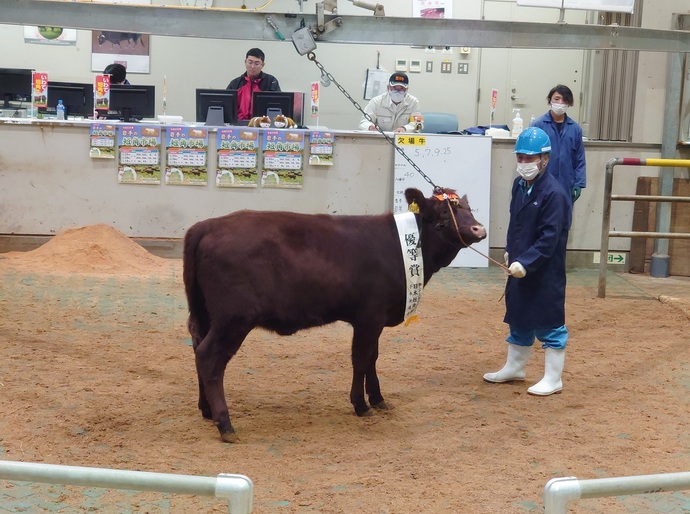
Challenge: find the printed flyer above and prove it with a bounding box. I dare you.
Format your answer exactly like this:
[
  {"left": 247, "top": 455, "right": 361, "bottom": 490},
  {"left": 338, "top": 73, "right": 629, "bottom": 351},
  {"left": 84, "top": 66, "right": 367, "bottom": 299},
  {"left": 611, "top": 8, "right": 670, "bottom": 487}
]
[
  {"left": 308, "top": 131, "right": 334, "bottom": 166},
  {"left": 94, "top": 74, "right": 111, "bottom": 116},
  {"left": 165, "top": 126, "right": 209, "bottom": 186},
  {"left": 261, "top": 129, "right": 305, "bottom": 189},
  {"left": 32, "top": 72, "right": 48, "bottom": 115},
  {"left": 216, "top": 127, "right": 260, "bottom": 188},
  {"left": 89, "top": 123, "right": 116, "bottom": 159},
  {"left": 117, "top": 124, "right": 161, "bottom": 184}
]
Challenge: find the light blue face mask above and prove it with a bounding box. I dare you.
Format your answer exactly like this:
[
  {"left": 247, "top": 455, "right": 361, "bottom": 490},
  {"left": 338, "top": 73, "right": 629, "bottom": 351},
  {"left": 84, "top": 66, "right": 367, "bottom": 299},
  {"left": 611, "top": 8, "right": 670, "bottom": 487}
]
[{"left": 389, "top": 90, "right": 406, "bottom": 103}]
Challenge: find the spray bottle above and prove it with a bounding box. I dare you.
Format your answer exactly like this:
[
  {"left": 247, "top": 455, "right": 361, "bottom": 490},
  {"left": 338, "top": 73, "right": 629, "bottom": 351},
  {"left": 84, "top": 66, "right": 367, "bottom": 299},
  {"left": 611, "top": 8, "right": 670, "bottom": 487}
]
[{"left": 511, "top": 109, "right": 523, "bottom": 138}]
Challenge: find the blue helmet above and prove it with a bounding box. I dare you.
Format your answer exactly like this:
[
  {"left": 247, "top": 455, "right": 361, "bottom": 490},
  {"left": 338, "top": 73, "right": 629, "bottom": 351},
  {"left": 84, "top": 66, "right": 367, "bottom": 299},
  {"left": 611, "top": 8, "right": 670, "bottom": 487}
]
[{"left": 514, "top": 127, "right": 551, "bottom": 155}]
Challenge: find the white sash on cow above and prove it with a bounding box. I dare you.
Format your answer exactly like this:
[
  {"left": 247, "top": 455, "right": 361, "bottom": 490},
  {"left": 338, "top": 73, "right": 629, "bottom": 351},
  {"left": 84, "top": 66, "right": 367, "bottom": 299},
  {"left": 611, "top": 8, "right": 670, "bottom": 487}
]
[{"left": 394, "top": 212, "right": 424, "bottom": 321}]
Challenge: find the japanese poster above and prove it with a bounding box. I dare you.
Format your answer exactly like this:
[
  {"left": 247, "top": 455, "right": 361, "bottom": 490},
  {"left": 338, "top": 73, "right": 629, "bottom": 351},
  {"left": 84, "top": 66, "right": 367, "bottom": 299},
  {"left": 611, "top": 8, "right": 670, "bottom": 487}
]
[
  {"left": 24, "top": 26, "right": 77, "bottom": 46},
  {"left": 31, "top": 72, "right": 48, "bottom": 114},
  {"left": 165, "top": 126, "right": 209, "bottom": 186},
  {"left": 117, "top": 124, "right": 161, "bottom": 184},
  {"left": 89, "top": 123, "right": 116, "bottom": 159},
  {"left": 216, "top": 127, "right": 260, "bottom": 188},
  {"left": 308, "top": 131, "right": 335, "bottom": 166},
  {"left": 412, "top": 0, "right": 452, "bottom": 18},
  {"left": 91, "top": 0, "right": 152, "bottom": 74},
  {"left": 94, "top": 74, "right": 111, "bottom": 115},
  {"left": 261, "top": 130, "right": 305, "bottom": 189},
  {"left": 310, "top": 81, "right": 319, "bottom": 118}
]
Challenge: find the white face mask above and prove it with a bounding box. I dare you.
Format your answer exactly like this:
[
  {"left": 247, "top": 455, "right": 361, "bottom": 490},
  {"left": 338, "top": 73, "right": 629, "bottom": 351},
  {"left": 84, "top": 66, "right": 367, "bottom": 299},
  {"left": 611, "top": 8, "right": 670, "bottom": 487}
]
[
  {"left": 551, "top": 102, "right": 568, "bottom": 115},
  {"left": 389, "top": 90, "right": 406, "bottom": 103},
  {"left": 516, "top": 161, "right": 540, "bottom": 181}
]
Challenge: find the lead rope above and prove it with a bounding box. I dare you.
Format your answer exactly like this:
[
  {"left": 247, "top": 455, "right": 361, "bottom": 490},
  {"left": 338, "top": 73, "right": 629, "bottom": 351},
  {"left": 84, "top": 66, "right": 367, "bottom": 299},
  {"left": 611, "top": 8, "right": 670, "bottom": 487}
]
[{"left": 306, "top": 52, "right": 508, "bottom": 274}]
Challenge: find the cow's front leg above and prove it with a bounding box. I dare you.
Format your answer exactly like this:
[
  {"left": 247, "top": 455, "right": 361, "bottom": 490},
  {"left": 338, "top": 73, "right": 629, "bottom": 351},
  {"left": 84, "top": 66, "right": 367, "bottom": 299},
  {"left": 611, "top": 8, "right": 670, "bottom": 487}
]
[{"left": 350, "top": 323, "right": 385, "bottom": 416}]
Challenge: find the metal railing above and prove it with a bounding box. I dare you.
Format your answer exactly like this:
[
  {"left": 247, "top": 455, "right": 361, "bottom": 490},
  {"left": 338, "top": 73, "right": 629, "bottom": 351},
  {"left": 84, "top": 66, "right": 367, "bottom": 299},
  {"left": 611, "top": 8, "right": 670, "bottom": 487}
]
[
  {"left": 597, "top": 157, "right": 690, "bottom": 298},
  {"left": 0, "top": 460, "right": 253, "bottom": 514},
  {"left": 544, "top": 472, "right": 690, "bottom": 513}
]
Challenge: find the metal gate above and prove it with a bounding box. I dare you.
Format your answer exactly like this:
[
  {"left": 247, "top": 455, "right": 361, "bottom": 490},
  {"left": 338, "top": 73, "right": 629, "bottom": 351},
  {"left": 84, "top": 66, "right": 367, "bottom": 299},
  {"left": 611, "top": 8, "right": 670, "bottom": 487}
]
[{"left": 597, "top": 157, "right": 690, "bottom": 298}]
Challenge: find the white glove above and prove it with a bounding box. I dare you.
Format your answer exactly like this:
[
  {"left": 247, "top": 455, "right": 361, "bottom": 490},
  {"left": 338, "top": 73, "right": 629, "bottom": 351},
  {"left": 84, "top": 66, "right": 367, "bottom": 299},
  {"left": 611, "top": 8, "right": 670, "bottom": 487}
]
[
  {"left": 503, "top": 252, "right": 509, "bottom": 267},
  {"left": 508, "top": 262, "right": 526, "bottom": 278}
]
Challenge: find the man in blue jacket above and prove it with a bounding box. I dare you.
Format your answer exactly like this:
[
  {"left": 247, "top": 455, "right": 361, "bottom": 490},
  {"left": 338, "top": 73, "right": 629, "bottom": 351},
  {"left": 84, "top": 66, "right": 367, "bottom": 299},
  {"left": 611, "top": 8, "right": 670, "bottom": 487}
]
[
  {"left": 483, "top": 127, "right": 572, "bottom": 396},
  {"left": 531, "top": 84, "right": 586, "bottom": 204}
]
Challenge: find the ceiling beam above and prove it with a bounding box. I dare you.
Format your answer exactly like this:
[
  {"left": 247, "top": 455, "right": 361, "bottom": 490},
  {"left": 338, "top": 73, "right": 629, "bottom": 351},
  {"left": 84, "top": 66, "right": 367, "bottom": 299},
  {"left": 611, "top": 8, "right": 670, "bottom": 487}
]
[{"left": 3, "top": 0, "right": 690, "bottom": 52}]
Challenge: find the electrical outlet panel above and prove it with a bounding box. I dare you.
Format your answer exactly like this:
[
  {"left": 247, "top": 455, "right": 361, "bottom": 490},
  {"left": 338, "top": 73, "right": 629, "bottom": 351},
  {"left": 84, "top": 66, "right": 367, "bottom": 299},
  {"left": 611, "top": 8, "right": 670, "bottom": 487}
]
[
  {"left": 426, "top": 61, "right": 433, "bottom": 73},
  {"left": 440, "top": 61, "right": 452, "bottom": 74},
  {"left": 458, "top": 62, "right": 469, "bottom": 74}
]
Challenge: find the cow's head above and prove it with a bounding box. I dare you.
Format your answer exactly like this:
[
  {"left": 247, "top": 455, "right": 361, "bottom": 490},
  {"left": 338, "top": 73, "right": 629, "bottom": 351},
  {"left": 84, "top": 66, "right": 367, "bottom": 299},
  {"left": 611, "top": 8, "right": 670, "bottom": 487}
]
[{"left": 405, "top": 187, "right": 486, "bottom": 249}]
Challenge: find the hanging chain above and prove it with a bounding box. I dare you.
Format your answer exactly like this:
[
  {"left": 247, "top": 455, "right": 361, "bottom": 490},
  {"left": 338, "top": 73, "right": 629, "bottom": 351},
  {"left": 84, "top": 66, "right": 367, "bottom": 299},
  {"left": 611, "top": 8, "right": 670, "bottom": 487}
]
[
  {"left": 306, "top": 52, "right": 506, "bottom": 271},
  {"left": 306, "top": 52, "right": 440, "bottom": 193}
]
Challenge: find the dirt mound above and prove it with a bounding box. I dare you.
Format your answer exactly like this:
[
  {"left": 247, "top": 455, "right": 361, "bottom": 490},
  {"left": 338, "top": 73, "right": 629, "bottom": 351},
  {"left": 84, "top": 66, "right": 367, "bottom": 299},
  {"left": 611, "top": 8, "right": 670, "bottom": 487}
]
[{"left": 0, "top": 224, "right": 173, "bottom": 275}]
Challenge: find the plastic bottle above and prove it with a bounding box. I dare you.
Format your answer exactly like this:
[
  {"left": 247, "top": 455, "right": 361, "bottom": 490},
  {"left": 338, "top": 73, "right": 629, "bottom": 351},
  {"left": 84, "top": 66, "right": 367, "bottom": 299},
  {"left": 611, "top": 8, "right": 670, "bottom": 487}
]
[
  {"left": 511, "top": 109, "right": 523, "bottom": 138},
  {"left": 56, "top": 99, "right": 65, "bottom": 120}
]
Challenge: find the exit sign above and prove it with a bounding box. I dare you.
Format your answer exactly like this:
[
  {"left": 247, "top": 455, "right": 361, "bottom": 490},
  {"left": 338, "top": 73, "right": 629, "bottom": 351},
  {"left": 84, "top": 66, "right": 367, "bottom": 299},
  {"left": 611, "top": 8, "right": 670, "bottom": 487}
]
[{"left": 593, "top": 252, "right": 626, "bottom": 264}]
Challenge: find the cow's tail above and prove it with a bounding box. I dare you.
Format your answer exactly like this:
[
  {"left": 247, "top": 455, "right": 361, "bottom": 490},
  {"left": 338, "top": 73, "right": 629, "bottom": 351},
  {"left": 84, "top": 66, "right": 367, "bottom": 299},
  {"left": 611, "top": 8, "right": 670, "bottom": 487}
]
[{"left": 183, "top": 224, "right": 209, "bottom": 350}]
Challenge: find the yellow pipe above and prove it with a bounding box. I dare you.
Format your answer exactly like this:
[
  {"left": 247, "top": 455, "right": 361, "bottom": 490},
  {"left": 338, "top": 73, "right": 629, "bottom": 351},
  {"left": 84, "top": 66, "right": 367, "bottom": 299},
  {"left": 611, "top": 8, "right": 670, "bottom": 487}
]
[{"left": 644, "top": 158, "right": 690, "bottom": 167}]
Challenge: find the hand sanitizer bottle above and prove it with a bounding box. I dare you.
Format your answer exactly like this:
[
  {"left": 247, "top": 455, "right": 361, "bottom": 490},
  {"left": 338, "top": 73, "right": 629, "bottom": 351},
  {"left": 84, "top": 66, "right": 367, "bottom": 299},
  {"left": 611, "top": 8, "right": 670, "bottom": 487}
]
[{"left": 511, "top": 109, "right": 523, "bottom": 138}]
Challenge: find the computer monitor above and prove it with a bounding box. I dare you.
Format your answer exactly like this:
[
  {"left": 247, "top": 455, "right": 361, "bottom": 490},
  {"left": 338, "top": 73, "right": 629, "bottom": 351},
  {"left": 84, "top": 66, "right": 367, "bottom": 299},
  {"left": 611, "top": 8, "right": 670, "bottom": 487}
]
[
  {"left": 251, "top": 91, "right": 305, "bottom": 127},
  {"left": 195, "top": 88, "right": 237, "bottom": 126},
  {"left": 0, "top": 68, "right": 33, "bottom": 108},
  {"left": 46, "top": 81, "right": 94, "bottom": 118},
  {"left": 108, "top": 84, "right": 155, "bottom": 122}
]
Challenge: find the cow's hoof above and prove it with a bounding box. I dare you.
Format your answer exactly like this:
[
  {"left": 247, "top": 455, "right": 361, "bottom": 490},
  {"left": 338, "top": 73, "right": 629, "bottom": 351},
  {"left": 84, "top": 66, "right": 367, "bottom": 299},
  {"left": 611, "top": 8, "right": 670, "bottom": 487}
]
[
  {"left": 355, "top": 408, "right": 373, "bottom": 417},
  {"left": 371, "top": 400, "right": 390, "bottom": 410},
  {"left": 221, "top": 431, "right": 239, "bottom": 443}
]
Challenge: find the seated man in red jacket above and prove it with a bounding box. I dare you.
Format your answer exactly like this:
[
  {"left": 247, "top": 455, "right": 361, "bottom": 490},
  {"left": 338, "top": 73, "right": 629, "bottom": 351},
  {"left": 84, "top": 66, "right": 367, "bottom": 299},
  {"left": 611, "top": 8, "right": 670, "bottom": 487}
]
[{"left": 226, "top": 48, "right": 281, "bottom": 121}]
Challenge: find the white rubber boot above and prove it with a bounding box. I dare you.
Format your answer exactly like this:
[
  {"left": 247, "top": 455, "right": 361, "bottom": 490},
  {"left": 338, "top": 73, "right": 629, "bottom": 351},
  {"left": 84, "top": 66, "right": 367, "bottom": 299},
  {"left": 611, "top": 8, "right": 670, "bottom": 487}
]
[
  {"left": 528, "top": 348, "right": 565, "bottom": 396},
  {"left": 483, "top": 344, "right": 531, "bottom": 383}
]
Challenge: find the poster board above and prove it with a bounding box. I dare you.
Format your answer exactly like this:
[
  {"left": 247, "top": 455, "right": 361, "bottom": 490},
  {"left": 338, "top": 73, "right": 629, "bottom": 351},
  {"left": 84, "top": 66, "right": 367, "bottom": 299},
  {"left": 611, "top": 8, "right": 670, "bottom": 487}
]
[
  {"left": 394, "top": 134, "right": 492, "bottom": 268},
  {"left": 364, "top": 69, "right": 390, "bottom": 100}
]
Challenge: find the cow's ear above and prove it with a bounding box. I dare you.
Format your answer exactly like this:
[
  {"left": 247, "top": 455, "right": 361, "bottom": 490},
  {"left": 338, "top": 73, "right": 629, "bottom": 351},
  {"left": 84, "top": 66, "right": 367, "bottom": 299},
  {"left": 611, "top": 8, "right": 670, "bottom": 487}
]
[{"left": 404, "top": 188, "right": 428, "bottom": 213}]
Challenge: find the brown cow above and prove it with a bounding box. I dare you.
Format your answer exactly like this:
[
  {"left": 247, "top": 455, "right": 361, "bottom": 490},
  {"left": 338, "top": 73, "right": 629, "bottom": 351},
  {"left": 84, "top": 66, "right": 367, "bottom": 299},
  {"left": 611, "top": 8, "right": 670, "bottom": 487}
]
[{"left": 183, "top": 187, "right": 486, "bottom": 442}]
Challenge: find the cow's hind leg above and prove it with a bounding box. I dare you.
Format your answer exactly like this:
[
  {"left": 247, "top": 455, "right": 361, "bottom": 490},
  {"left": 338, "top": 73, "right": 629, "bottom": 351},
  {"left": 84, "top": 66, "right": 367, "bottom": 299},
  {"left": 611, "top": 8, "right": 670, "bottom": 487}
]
[
  {"left": 350, "top": 322, "right": 385, "bottom": 416},
  {"left": 189, "top": 318, "right": 213, "bottom": 419},
  {"left": 195, "top": 324, "right": 249, "bottom": 443}
]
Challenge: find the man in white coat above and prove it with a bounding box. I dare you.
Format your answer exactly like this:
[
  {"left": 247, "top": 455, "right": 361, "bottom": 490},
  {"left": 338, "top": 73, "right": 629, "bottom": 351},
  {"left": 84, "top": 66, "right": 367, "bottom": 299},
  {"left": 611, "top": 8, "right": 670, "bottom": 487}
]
[{"left": 358, "top": 72, "right": 420, "bottom": 133}]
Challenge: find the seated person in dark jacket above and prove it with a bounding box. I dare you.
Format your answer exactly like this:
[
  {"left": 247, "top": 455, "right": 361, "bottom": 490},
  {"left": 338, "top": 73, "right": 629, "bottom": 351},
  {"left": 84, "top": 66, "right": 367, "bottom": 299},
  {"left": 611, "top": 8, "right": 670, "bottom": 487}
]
[
  {"left": 226, "top": 48, "right": 281, "bottom": 121},
  {"left": 103, "top": 63, "right": 130, "bottom": 85}
]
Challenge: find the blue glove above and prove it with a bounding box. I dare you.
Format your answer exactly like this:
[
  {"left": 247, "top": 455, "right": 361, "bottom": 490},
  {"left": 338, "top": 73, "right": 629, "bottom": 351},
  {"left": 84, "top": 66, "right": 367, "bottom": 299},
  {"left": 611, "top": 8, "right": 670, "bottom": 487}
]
[{"left": 572, "top": 186, "right": 582, "bottom": 202}]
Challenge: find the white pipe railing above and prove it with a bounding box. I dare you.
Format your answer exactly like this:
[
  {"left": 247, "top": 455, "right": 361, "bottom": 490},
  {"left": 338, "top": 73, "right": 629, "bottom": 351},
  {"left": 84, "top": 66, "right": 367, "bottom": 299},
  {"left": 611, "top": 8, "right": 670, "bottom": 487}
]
[
  {"left": 0, "top": 460, "right": 253, "bottom": 514},
  {"left": 544, "top": 472, "right": 690, "bottom": 513}
]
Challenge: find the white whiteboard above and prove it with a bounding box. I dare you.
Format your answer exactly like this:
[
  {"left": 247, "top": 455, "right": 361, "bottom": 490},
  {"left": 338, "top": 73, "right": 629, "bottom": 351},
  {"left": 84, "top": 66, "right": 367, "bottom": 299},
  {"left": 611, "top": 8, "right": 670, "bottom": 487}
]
[{"left": 393, "top": 134, "right": 492, "bottom": 268}]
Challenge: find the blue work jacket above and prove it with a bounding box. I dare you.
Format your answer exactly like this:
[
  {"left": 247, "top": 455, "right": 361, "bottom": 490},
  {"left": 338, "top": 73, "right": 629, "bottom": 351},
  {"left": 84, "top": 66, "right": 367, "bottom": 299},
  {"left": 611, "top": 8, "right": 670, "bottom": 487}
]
[
  {"left": 504, "top": 172, "right": 572, "bottom": 330},
  {"left": 532, "top": 113, "right": 587, "bottom": 198}
]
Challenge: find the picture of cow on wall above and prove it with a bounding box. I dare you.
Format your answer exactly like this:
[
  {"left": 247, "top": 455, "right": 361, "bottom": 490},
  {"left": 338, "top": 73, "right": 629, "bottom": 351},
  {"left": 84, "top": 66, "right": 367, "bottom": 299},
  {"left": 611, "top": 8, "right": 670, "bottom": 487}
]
[{"left": 91, "top": 31, "right": 151, "bottom": 74}]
